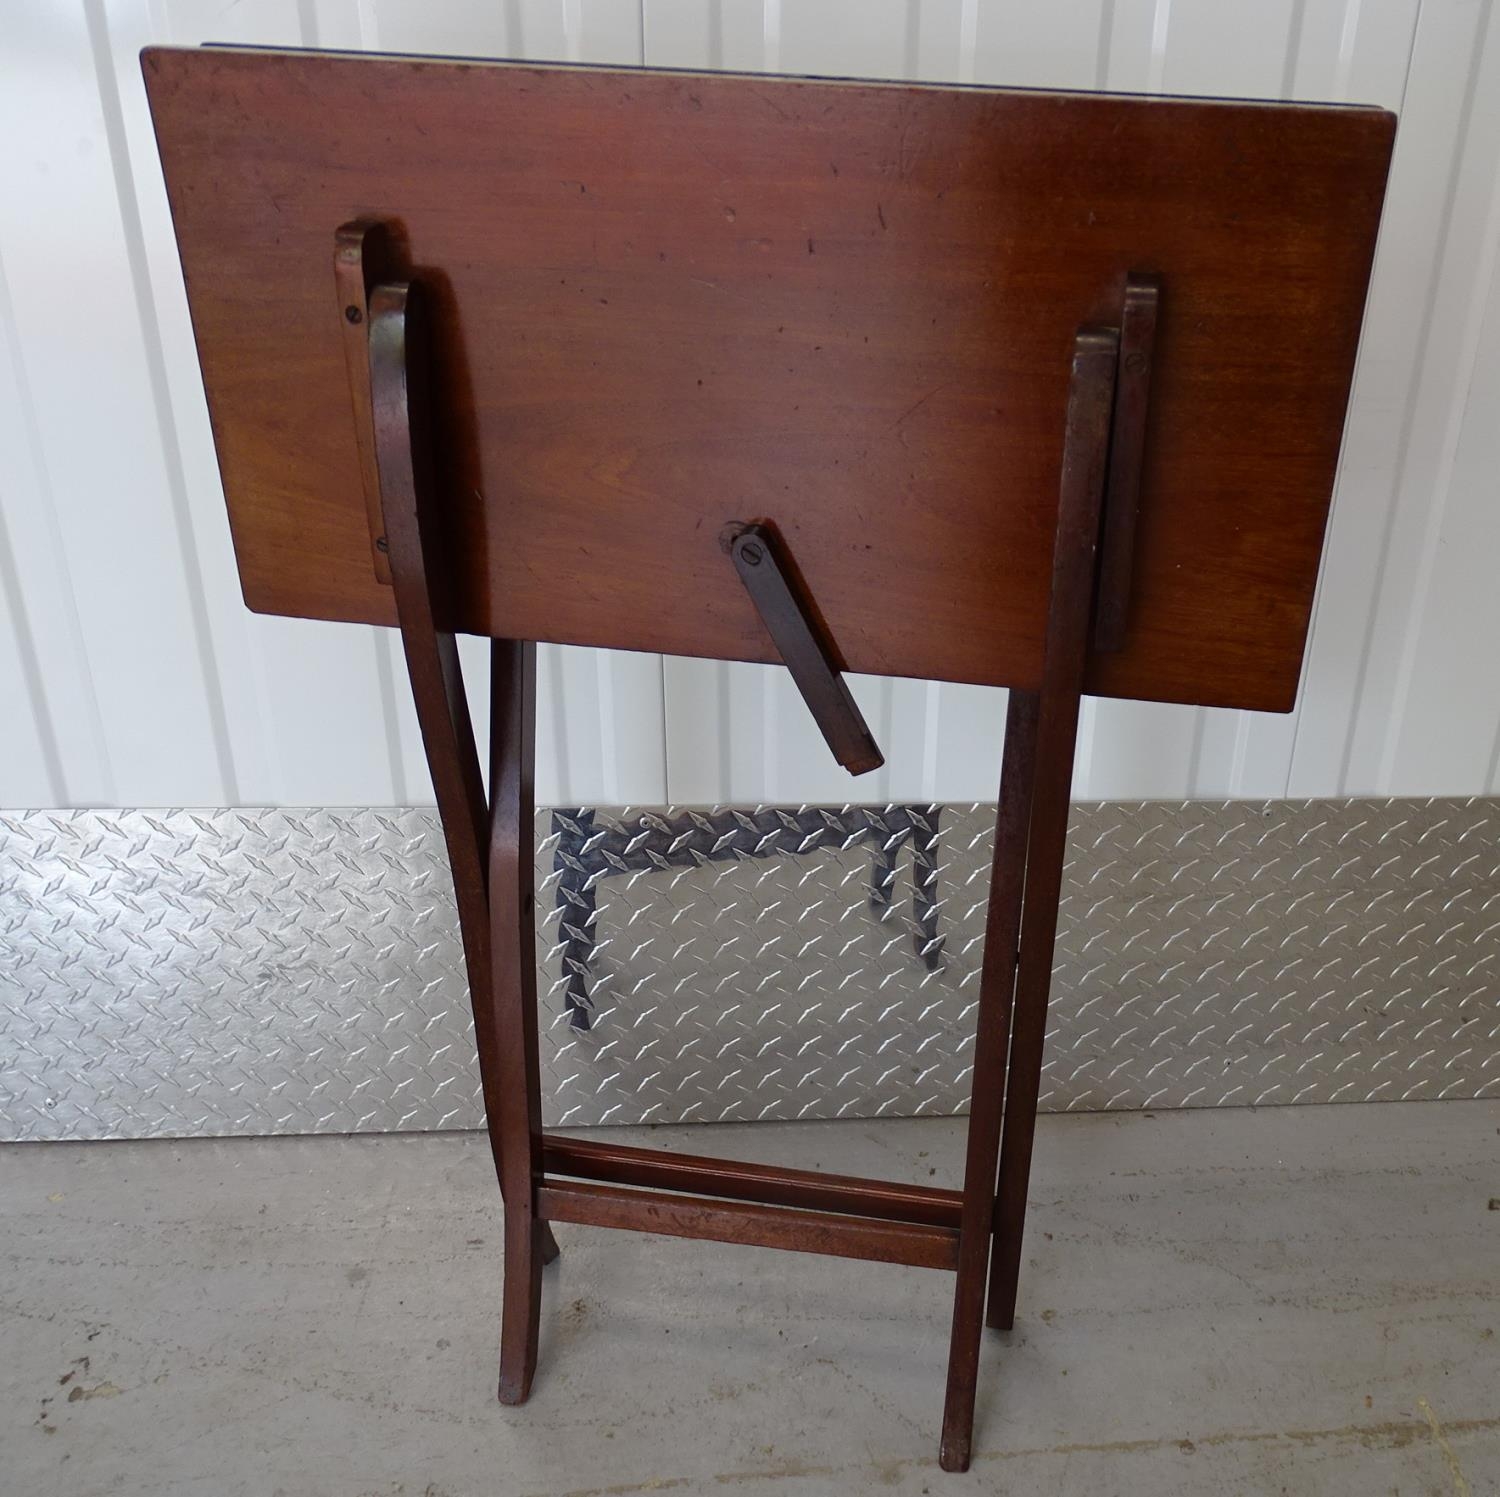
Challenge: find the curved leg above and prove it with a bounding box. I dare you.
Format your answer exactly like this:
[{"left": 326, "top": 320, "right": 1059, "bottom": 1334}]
[
  {"left": 366, "top": 276, "right": 557, "bottom": 1370},
  {"left": 490, "top": 636, "right": 547, "bottom": 1402}
]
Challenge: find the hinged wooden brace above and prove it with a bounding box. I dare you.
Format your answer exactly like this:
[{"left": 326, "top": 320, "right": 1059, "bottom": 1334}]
[{"left": 726, "top": 519, "right": 884, "bottom": 776}]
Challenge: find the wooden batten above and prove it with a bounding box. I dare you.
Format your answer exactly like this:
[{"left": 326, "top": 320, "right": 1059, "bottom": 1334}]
[
  {"left": 539, "top": 1179, "right": 962, "bottom": 1271},
  {"left": 543, "top": 1133, "right": 964, "bottom": 1228}
]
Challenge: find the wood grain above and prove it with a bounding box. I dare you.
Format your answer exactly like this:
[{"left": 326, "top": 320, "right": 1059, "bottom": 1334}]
[
  {"left": 143, "top": 47, "right": 1393, "bottom": 712},
  {"left": 728, "top": 521, "right": 883, "bottom": 774},
  {"left": 942, "top": 326, "right": 1117, "bottom": 1471},
  {"left": 539, "top": 1178, "right": 961, "bottom": 1270},
  {"left": 542, "top": 1132, "right": 964, "bottom": 1227}
]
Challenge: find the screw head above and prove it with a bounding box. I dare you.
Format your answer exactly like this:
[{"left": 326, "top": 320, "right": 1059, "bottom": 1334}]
[
  {"left": 345, "top": 305, "right": 363, "bottom": 325},
  {"left": 739, "top": 540, "right": 764, "bottom": 566},
  {"left": 1125, "top": 350, "right": 1147, "bottom": 375},
  {"left": 375, "top": 536, "right": 389, "bottom": 553}
]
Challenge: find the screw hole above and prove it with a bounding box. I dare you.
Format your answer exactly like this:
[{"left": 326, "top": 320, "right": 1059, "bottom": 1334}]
[{"left": 345, "top": 305, "right": 363, "bottom": 324}]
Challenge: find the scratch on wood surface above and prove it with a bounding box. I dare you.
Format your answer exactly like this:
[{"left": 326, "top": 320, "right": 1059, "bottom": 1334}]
[{"left": 893, "top": 384, "right": 949, "bottom": 430}]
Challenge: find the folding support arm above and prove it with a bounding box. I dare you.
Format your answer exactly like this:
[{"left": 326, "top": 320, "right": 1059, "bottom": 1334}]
[{"left": 727, "top": 521, "right": 884, "bottom": 775}]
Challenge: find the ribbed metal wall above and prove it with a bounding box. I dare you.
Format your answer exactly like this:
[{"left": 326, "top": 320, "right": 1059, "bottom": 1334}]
[{"left": 2, "top": 0, "right": 1500, "bottom": 811}]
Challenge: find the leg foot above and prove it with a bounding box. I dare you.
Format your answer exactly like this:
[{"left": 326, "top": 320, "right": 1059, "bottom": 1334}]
[
  {"left": 985, "top": 1229, "right": 1019, "bottom": 1330},
  {"left": 939, "top": 1430, "right": 973, "bottom": 1473},
  {"left": 985, "top": 1302, "right": 1016, "bottom": 1332},
  {"left": 497, "top": 1213, "right": 544, "bottom": 1405}
]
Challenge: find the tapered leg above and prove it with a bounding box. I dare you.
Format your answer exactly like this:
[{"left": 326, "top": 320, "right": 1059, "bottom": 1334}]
[
  {"left": 983, "top": 280, "right": 1160, "bottom": 1332},
  {"left": 939, "top": 325, "right": 1119, "bottom": 1471},
  {"left": 490, "top": 637, "right": 547, "bottom": 1404},
  {"left": 984, "top": 339, "right": 1119, "bottom": 1338},
  {"left": 983, "top": 686, "right": 1086, "bottom": 1333},
  {"left": 938, "top": 690, "right": 1039, "bottom": 1471}
]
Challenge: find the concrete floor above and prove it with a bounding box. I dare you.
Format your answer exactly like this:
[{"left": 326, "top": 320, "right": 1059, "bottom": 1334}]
[{"left": 3, "top": 1103, "right": 1497, "bottom": 1496}]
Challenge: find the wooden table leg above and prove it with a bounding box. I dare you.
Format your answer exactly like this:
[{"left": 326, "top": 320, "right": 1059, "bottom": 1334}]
[
  {"left": 984, "top": 335, "right": 1120, "bottom": 1337},
  {"left": 938, "top": 687, "right": 1038, "bottom": 1470},
  {"left": 367, "top": 278, "right": 556, "bottom": 1407},
  {"left": 940, "top": 325, "right": 1118, "bottom": 1471},
  {"left": 490, "top": 635, "right": 548, "bottom": 1404}
]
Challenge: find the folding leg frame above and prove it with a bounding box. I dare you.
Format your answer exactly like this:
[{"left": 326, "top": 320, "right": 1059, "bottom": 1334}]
[
  {"left": 363, "top": 271, "right": 559, "bottom": 1402},
  {"left": 344, "top": 218, "right": 1156, "bottom": 1470}
]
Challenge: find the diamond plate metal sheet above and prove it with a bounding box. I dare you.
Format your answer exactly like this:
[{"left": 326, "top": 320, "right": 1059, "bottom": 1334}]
[
  {"left": 0, "top": 810, "right": 477, "bottom": 1141},
  {"left": 3, "top": 800, "right": 1499, "bottom": 1141}
]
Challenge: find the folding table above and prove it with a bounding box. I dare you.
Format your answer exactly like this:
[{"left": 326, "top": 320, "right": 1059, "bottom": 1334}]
[{"left": 144, "top": 48, "right": 1393, "bottom": 1469}]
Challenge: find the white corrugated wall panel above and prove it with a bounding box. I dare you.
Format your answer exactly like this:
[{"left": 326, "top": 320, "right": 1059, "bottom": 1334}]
[
  {"left": 1, "top": 0, "right": 1496, "bottom": 810},
  {"left": 0, "top": 0, "right": 664, "bottom": 810},
  {"left": 1291, "top": 0, "right": 1500, "bottom": 799},
  {"left": 1342, "top": 0, "right": 1500, "bottom": 795}
]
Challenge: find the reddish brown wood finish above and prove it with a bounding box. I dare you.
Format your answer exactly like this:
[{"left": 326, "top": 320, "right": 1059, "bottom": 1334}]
[
  {"left": 143, "top": 47, "right": 1394, "bottom": 713},
  {"left": 980, "top": 374, "right": 1146, "bottom": 1352},
  {"left": 940, "top": 328, "right": 1118, "bottom": 1472},
  {"left": 333, "top": 220, "right": 396, "bottom": 585},
  {"left": 940, "top": 695, "right": 1036, "bottom": 1453},
  {"left": 539, "top": 1179, "right": 961, "bottom": 1270},
  {"left": 487, "top": 630, "right": 548, "bottom": 1404},
  {"left": 543, "top": 1133, "right": 962, "bottom": 1227},
  {"left": 367, "top": 278, "right": 557, "bottom": 1391},
  {"left": 1093, "top": 275, "right": 1160, "bottom": 652},
  {"left": 152, "top": 53, "right": 1394, "bottom": 1475},
  {"left": 357, "top": 271, "right": 1127, "bottom": 1467},
  {"left": 728, "top": 522, "right": 883, "bottom": 775},
  {"left": 368, "top": 274, "right": 559, "bottom": 1273}
]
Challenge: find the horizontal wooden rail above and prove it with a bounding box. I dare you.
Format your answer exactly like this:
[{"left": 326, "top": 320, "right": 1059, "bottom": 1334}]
[
  {"left": 542, "top": 1133, "right": 962, "bottom": 1228},
  {"left": 539, "top": 1179, "right": 961, "bottom": 1270}
]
